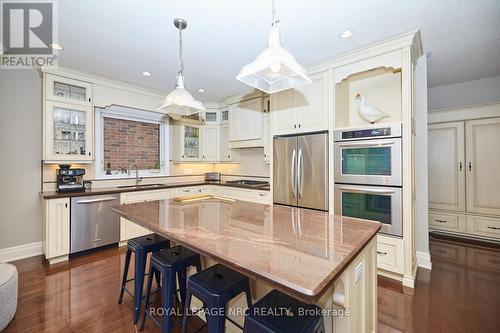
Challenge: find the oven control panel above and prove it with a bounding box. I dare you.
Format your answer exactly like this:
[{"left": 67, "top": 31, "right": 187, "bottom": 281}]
[{"left": 341, "top": 127, "right": 391, "bottom": 140}]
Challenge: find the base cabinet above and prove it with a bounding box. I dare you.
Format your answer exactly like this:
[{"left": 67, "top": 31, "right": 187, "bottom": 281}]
[
  {"left": 43, "top": 198, "right": 70, "bottom": 264},
  {"left": 119, "top": 189, "right": 173, "bottom": 245},
  {"left": 429, "top": 210, "right": 500, "bottom": 242}
]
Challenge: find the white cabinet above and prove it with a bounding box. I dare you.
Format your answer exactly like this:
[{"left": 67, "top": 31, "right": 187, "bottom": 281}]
[
  {"left": 428, "top": 116, "right": 500, "bottom": 242},
  {"left": 45, "top": 74, "right": 93, "bottom": 106},
  {"left": 43, "top": 198, "right": 70, "bottom": 264},
  {"left": 270, "top": 71, "right": 329, "bottom": 135},
  {"left": 465, "top": 117, "right": 500, "bottom": 215},
  {"left": 263, "top": 96, "right": 271, "bottom": 163},
  {"left": 219, "top": 124, "right": 234, "bottom": 162},
  {"left": 44, "top": 100, "right": 94, "bottom": 162},
  {"left": 229, "top": 97, "right": 264, "bottom": 148},
  {"left": 428, "top": 122, "right": 465, "bottom": 211},
  {"left": 201, "top": 125, "right": 219, "bottom": 162},
  {"left": 120, "top": 189, "right": 173, "bottom": 244},
  {"left": 171, "top": 123, "right": 202, "bottom": 162}
]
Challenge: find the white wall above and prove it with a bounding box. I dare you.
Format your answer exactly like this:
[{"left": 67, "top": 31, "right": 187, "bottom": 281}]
[
  {"left": 0, "top": 70, "right": 43, "bottom": 250},
  {"left": 428, "top": 76, "right": 500, "bottom": 111},
  {"left": 415, "top": 56, "right": 431, "bottom": 269}
]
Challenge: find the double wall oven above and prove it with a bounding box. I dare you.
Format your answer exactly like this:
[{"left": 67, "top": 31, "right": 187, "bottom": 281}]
[{"left": 334, "top": 123, "right": 403, "bottom": 237}]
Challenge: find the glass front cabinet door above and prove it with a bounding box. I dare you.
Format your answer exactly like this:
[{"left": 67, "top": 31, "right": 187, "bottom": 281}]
[
  {"left": 45, "top": 74, "right": 93, "bottom": 106},
  {"left": 44, "top": 101, "right": 93, "bottom": 161},
  {"left": 181, "top": 125, "right": 201, "bottom": 160}
]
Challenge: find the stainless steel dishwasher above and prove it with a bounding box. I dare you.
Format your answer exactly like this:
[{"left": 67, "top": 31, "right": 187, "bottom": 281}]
[{"left": 70, "top": 194, "right": 120, "bottom": 253}]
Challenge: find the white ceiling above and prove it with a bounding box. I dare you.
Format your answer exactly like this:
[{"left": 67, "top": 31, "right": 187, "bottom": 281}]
[{"left": 56, "top": 0, "right": 500, "bottom": 102}]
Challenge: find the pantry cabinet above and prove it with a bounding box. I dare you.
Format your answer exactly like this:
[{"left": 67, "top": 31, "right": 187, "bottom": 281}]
[
  {"left": 428, "top": 114, "right": 500, "bottom": 242},
  {"left": 465, "top": 117, "right": 500, "bottom": 216},
  {"left": 270, "top": 71, "right": 330, "bottom": 135},
  {"left": 44, "top": 100, "right": 94, "bottom": 162},
  {"left": 428, "top": 122, "right": 465, "bottom": 211},
  {"left": 43, "top": 198, "right": 70, "bottom": 264}
]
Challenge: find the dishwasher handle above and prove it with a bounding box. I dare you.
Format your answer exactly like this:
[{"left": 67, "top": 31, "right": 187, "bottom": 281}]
[{"left": 74, "top": 197, "right": 118, "bottom": 204}]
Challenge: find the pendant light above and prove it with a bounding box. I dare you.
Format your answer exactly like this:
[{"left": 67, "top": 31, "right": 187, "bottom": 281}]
[
  {"left": 236, "top": 0, "right": 311, "bottom": 94},
  {"left": 157, "top": 18, "right": 205, "bottom": 118}
]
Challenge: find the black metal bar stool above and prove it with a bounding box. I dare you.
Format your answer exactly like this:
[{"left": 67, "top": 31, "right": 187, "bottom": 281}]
[
  {"left": 243, "top": 289, "right": 325, "bottom": 333},
  {"left": 140, "top": 245, "right": 202, "bottom": 333},
  {"left": 181, "top": 264, "right": 252, "bottom": 333},
  {"left": 118, "top": 234, "right": 170, "bottom": 324}
]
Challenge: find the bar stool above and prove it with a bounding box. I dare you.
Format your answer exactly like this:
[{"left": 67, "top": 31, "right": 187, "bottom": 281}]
[
  {"left": 118, "top": 234, "right": 170, "bottom": 324},
  {"left": 181, "top": 264, "right": 252, "bottom": 333},
  {"left": 243, "top": 289, "right": 325, "bottom": 333},
  {"left": 140, "top": 245, "right": 202, "bottom": 333}
]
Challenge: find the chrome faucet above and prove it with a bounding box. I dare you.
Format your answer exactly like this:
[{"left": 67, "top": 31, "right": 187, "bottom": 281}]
[{"left": 128, "top": 162, "right": 142, "bottom": 185}]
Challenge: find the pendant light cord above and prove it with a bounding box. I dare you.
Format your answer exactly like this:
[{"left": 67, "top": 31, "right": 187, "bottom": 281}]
[
  {"left": 272, "top": 0, "right": 279, "bottom": 26},
  {"left": 178, "top": 25, "right": 183, "bottom": 75}
]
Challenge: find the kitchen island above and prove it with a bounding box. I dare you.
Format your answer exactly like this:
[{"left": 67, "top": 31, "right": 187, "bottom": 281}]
[{"left": 111, "top": 196, "right": 380, "bottom": 333}]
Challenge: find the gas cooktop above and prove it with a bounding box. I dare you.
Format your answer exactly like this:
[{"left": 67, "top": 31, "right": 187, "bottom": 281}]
[{"left": 224, "top": 180, "right": 270, "bottom": 188}]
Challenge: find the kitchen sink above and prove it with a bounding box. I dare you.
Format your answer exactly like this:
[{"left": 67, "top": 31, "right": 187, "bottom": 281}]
[{"left": 117, "top": 183, "right": 166, "bottom": 189}]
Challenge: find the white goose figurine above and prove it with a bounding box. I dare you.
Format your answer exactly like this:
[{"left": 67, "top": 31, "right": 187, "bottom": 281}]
[{"left": 356, "top": 92, "right": 389, "bottom": 124}]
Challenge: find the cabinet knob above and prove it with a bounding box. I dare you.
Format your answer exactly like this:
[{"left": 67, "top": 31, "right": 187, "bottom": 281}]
[
  {"left": 298, "top": 124, "right": 301, "bottom": 128},
  {"left": 468, "top": 162, "right": 472, "bottom": 171},
  {"left": 88, "top": 97, "right": 91, "bottom": 102},
  {"left": 88, "top": 152, "right": 91, "bottom": 156},
  {"left": 182, "top": 154, "right": 184, "bottom": 158},
  {"left": 65, "top": 203, "right": 68, "bottom": 208},
  {"left": 294, "top": 124, "right": 297, "bottom": 129},
  {"left": 227, "top": 155, "right": 230, "bottom": 158}
]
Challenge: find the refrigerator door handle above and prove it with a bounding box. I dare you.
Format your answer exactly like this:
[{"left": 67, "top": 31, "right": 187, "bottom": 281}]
[
  {"left": 291, "top": 149, "right": 297, "bottom": 198},
  {"left": 298, "top": 149, "right": 303, "bottom": 198}
]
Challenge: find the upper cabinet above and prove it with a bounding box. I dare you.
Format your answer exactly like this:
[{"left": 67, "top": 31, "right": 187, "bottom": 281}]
[
  {"left": 270, "top": 71, "right": 330, "bottom": 135},
  {"left": 44, "top": 101, "right": 94, "bottom": 162},
  {"left": 171, "top": 123, "right": 202, "bottom": 162},
  {"left": 202, "top": 125, "right": 219, "bottom": 162},
  {"left": 263, "top": 96, "right": 271, "bottom": 163},
  {"left": 228, "top": 97, "right": 264, "bottom": 148},
  {"left": 43, "top": 74, "right": 94, "bottom": 162},
  {"left": 46, "top": 74, "right": 93, "bottom": 106}
]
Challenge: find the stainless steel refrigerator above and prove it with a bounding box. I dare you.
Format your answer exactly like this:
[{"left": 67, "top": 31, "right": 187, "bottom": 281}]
[{"left": 273, "top": 132, "right": 328, "bottom": 211}]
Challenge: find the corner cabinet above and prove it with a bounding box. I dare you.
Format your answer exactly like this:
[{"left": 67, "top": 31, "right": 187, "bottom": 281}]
[
  {"left": 43, "top": 198, "right": 70, "bottom": 264},
  {"left": 270, "top": 71, "right": 330, "bottom": 135},
  {"left": 43, "top": 73, "right": 94, "bottom": 162}
]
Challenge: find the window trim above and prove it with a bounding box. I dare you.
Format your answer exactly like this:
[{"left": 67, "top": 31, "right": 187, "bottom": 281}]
[{"left": 94, "top": 105, "right": 170, "bottom": 179}]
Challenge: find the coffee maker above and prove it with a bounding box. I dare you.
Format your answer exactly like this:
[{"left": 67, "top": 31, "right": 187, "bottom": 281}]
[{"left": 56, "top": 164, "right": 86, "bottom": 192}]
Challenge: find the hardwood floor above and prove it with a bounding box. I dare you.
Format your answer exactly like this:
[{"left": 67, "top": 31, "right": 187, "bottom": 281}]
[{"left": 4, "top": 235, "right": 500, "bottom": 333}]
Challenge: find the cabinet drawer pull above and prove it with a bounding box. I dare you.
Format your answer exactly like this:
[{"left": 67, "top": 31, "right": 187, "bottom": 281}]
[
  {"left": 258, "top": 193, "right": 266, "bottom": 197},
  {"left": 459, "top": 162, "right": 462, "bottom": 171},
  {"left": 377, "top": 251, "right": 387, "bottom": 255},
  {"left": 435, "top": 219, "right": 447, "bottom": 223},
  {"left": 487, "top": 226, "right": 500, "bottom": 230},
  {"left": 468, "top": 162, "right": 472, "bottom": 171}
]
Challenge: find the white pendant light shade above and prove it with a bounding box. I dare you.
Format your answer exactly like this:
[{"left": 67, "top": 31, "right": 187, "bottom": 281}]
[
  {"left": 157, "top": 73, "right": 205, "bottom": 117},
  {"left": 157, "top": 18, "right": 205, "bottom": 117},
  {"left": 236, "top": 1, "right": 311, "bottom": 94}
]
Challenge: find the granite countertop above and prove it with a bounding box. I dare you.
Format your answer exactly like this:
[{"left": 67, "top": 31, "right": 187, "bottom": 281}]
[
  {"left": 110, "top": 198, "right": 381, "bottom": 303},
  {"left": 41, "top": 180, "right": 270, "bottom": 199}
]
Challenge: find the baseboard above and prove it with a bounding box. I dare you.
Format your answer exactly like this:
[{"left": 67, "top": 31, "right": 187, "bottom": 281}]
[
  {"left": 0, "top": 242, "right": 43, "bottom": 263},
  {"left": 416, "top": 250, "right": 432, "bottom": 270}
]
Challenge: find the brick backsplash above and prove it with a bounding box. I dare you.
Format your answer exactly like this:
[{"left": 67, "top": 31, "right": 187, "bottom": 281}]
[{"left": 103, "top": 117, "right": 159, "bottom": 170}]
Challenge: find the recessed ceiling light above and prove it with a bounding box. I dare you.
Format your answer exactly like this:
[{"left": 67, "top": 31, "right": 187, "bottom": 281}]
[
  {"left": 49, "top": 43, "right": 64, "bottom": 50},
  {"left": 197, "top": 88, "right": 205, "bottom": 93},
  {"left": 141, "top": 71, "right": 152, "bottom": 76},
  {"left": 339, "top": 30, "right": 354, "bottom": 39}
]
